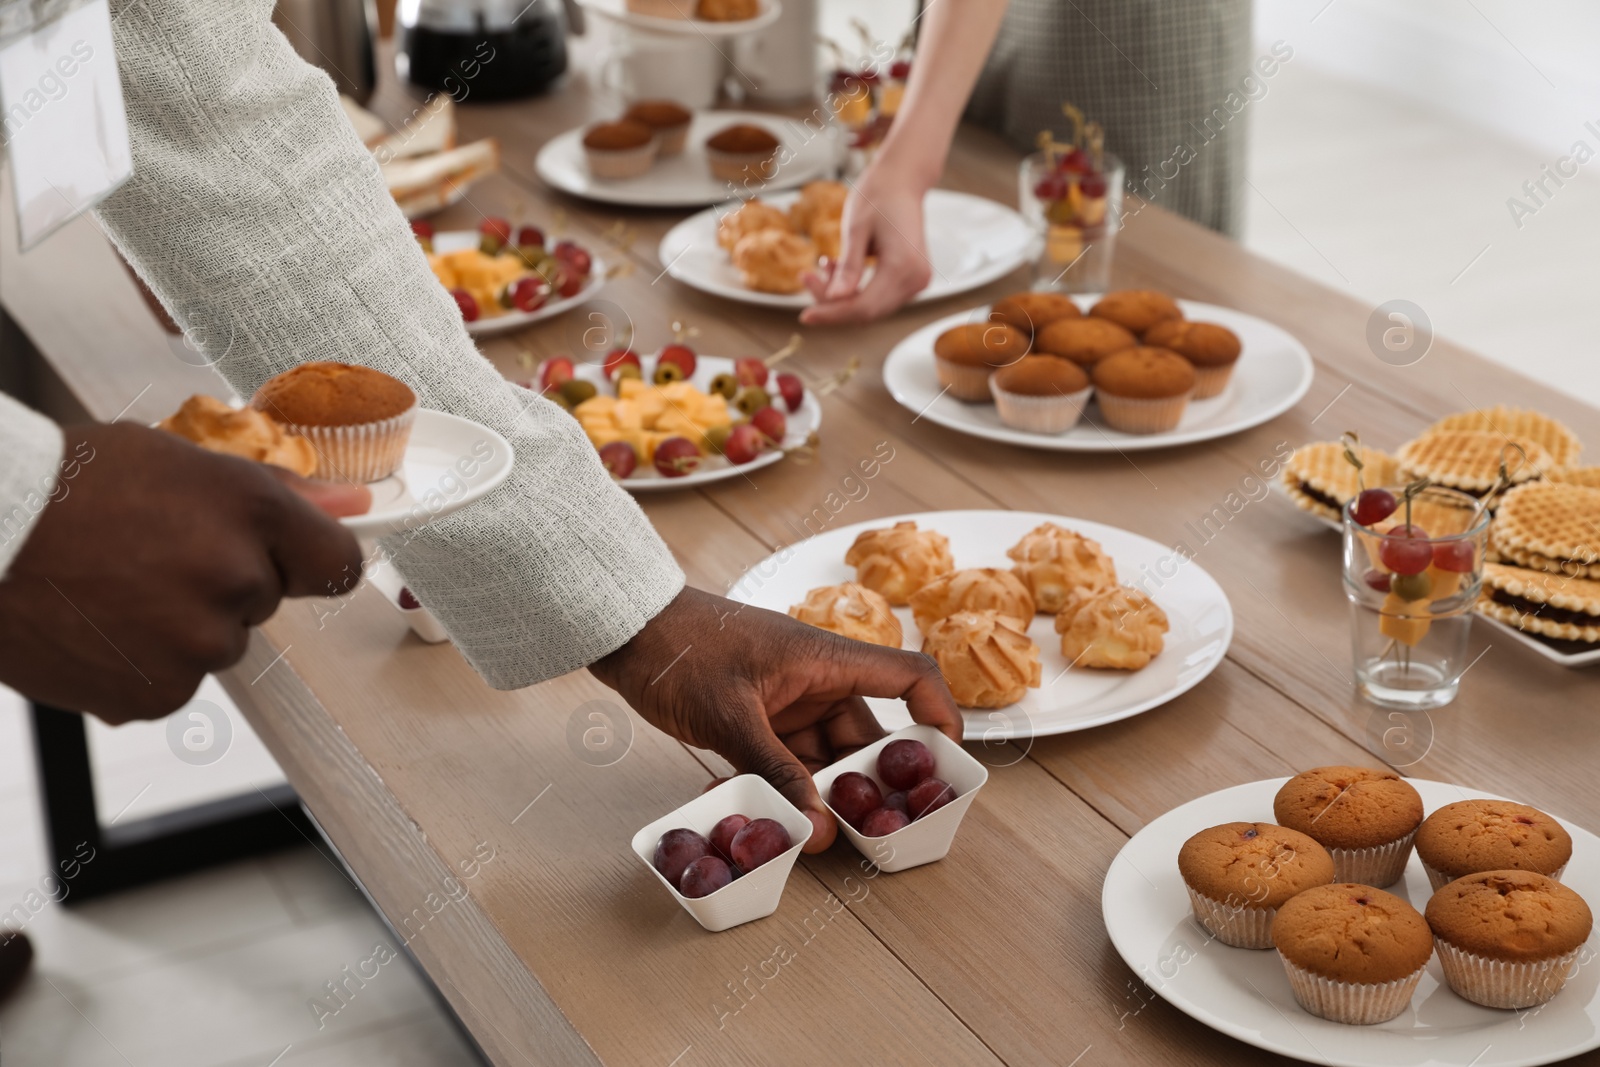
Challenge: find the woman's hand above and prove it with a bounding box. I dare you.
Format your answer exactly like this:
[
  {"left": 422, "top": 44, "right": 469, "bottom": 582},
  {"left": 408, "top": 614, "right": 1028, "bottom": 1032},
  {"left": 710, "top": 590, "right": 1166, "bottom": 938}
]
[
  {"left": 799, "top": 162, "right": 937, "bottom": 326},
  {"left": 590, "top": 587, "right": 962, "bottom": 851}
]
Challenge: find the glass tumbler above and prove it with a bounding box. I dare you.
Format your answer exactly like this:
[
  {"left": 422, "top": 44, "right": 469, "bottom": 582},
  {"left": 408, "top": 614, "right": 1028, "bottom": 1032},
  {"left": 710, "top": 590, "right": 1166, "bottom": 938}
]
[{"left": 1018, "top": 151, "right": 1125, "bottom": 293}]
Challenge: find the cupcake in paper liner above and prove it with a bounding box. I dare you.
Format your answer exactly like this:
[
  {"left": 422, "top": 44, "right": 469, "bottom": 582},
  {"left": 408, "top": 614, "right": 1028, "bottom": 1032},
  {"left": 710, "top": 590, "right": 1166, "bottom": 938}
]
[
  {"left": 989, "top": 356, "right": 1092, "bottom": 435},
  {"left": 1177, "top": 823, "right": 1335, "bottom": 950},
  {"left": 1415, "top": 799, "right": 1572, "bottom": 892},
  {"left": 1091, "top": 347, "right": 1194, "bottom": 434},
  {"left": 1426, "top": 870, "right": 1592, "bottom": 1009},
  {"left": 1273, "top": 766, "right": 1423, "bottom": 889},
  {"left": 932, "top": 321, "right": 1031, "bottom": 403},
  {"left": 251, "top": 361, "right": 418, "bottom": 483},
  {"left": 1273, "top": 883, "right": 1433, "bottom": 1024},
  {"left": 1144, "top": 320, "right": 1241, "bottom": 400}
]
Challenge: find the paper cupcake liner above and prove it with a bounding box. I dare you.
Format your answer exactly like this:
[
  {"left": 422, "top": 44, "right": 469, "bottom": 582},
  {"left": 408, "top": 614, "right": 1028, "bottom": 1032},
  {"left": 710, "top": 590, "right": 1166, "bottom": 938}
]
[
  {"left": 1328, "top": 830, "right": 1417, "bottom": 888},
  {"left": 1190, "top": 363, "right": 1237, "bottom": 400},
  {"left": 990, "top": 382, "right": 1092, "bottom": 434},
  {"left": 584, "top": 140, "right": 658, "bottom": 180},
  {"left": 1096, "top": 391, "right": 1192, "bottom": 434},
  {"left": 935, "top": 358, "right": 997, "bottom": 403},
  {"left": 1184, "top": 885, "right": 1276, "bottom": 949},
  {"left": 1434, "top": 937, "right": 1583, "bottom": 1009},
  {"left": 1278, "top": 954, "right": 1427, "bottom": 1024},
  {"left": 655, "top": 125, "right": 690, "bottom": 157},
  {"left": 625, "top": 0, "right": 689, "bottom": 16},
  {"left": 1422, "top": 858, "right": 1567, "bottom": 893},
  {"left": 287, "top": 403, "right": 416, "bottom": 484},
  {"left": 707, "top": 148, "right": 778, "bottom": 185}
]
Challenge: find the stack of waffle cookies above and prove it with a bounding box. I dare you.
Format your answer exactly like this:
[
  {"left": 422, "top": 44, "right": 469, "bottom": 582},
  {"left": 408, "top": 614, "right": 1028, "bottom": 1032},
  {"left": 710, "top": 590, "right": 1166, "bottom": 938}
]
[{"left": 1281, "top": 405, "right": 1600, "bottom": 651}]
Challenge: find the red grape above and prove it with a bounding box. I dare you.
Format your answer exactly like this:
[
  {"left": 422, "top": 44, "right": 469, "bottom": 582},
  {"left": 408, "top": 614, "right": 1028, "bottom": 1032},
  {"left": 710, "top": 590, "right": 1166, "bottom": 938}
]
[
  {"left": 653, "top": 437, "right": 701, "bottom": 478},
  {"left": 1057, "top": 148, "right": 1090, "bottom": 174},
  {"left": 1080, "top": 173, "right": 1108, "bottom": 198},
  {"left": 877, "top": 739, "right": 935, "bottom": 791},
  {"left": 730, "top": 818, "right": 792, "bottom": 871},
  {"left": 659, "top": 343, "right": 697, "bottom": 378},
  {"left": 679, "top": 855, "right": 732, "bottom": 898},
  {"left": 410, "top": 219, "right": 435, "bottom": 239},
  {"left": 1350, "top": 488, "right": 1398, "bottom": 526},
  {"left": 709, "top": 814, "right": 750, "bottom": 863},
  {"left": 653, "top": 828, "right": 709, "bottom": 885},
  {"left": 479, "top": 216, "right": 512, "bottom": 241},
  {"left": 734, "top": 357, "right": 769, "bottom": 388},
  {"left": 828, "top": 772, "right": 882, "bottom": 828},
  {"left": 598, "top": 441, "right": 636, "bottom": 479},
  {"left": 775, "top": 372, "right": 804, "bottom": 413},
  {"left": 515, "top": 225, "right": 545, "bottom": 249},
  {"left": 1362, "top": 568, "right": 1392, "bottom": 593},
  {"left": 860, "top": 808, "right": 910, "bottom": 838},
  {"left": 908, "top": 777, "right": 956, "bottom": 819},
  {"left": 537, "top": 357, "right": 574, "bottom": 393},
  {"left": 889, "top": 59, "right": 912, "bottom": 81},
  {"left": 604, "top": 348, "right": 640, "bottom": 381},
  {"left": 1432, "top": 539, "right": 1476, "bottom": 573},
  {"left": 554, "top": 240, "right": 592, "bottom": 277},
  {"left": 398, "top": 586, "right": 421, "bottom": 610},
  {"left": 1378, "top": 524, "right": 1432, "bottom": 575},
  {"left": 750, "top": 406, "right": 787, "bottom": 444},
  {"left": 555, "top": 268, "right": 584, "bottom": 299},
  {"left": 722, "top": 424, "right": 767, "bottom": 465},
  {"left": 450, "top": 289, "right": 479, "bottom": 322},
  {"left": 1032, "top": 173, "right": 1067, "bottom": 202},
  {"left": 505, "top": 277, "right": 549, "bottom": 313},
  {"left": 882, "top": 790, "right": 909, "bottom": 815}
]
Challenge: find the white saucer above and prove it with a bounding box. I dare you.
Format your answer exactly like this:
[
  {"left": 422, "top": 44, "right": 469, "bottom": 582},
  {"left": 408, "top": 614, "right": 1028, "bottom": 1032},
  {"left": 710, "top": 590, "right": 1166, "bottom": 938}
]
[{"left": 343, "top": 409, "right": 514, "bottom": 537}]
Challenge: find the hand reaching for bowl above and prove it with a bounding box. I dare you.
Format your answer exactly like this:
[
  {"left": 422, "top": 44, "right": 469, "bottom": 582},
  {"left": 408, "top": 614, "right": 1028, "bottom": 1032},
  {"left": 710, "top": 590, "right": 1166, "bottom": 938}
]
[{"left": 590, "top": 586, "right": 963, "bottom": 852}]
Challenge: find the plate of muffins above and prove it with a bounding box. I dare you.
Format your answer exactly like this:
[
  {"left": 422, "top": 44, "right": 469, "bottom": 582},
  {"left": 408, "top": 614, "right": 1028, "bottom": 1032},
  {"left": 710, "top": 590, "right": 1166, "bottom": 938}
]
[
  {"left": 535, "top": 108, "right": 837, "bottom": 208},
  {"left": 881, "top": 289, "right": 1315, "bottom": 452},
  {"left": 727, "top": 509, "right": 1233, "bottom": 739},
  {"left": 1279, "top": 407, "right": 1600, "bottom": 667},
  {"left": 657, "top": 187, "right": 1037, "bottom": 306},
  {"left": 156, "top": 363, "right": 515, "bottom": 539},
  {"left": 579, "top": 0, "right": 779, "bottom": 36},
  {"left": 1105, "top": 767, "right": 1599, "bottom": 1067}
]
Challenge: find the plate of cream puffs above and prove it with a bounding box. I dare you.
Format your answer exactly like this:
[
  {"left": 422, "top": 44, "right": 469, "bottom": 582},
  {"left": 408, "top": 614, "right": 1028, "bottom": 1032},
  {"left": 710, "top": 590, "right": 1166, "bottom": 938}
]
[{"left": 727, "top": 509, "right": 1233, "bottom": 738}]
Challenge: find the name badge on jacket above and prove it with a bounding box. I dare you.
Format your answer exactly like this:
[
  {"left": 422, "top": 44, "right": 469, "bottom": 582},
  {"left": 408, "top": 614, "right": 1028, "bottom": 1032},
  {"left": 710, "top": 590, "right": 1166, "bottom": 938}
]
[{"left": 0, "top": 0, "right": 132, "bottom": 249}]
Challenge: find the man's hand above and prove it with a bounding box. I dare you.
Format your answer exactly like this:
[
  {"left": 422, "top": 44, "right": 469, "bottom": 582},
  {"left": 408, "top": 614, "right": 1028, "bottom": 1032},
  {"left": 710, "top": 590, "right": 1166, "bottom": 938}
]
[
  {"left": 590, "top": 587, "right": 962, "bottom": 852},
  {"left": 0, "top": 422, "right": 365, "bottom": 723}
]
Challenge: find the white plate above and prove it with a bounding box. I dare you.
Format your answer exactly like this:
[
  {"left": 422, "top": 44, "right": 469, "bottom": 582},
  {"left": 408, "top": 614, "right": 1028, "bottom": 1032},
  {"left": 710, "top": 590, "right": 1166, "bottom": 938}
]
[
  {"left": 569, "top": 353, "right": 822, "bottom": 491},
  {"left": 578, "top": 0, "right": 781, "bottom": 37},
  {"left": 1476, "top": 612, "right": 1600, "bottom": 669},
  {"left": 726, "top": 509, "right": 1233, "bottom": 739},
  {"left": 535, "top": 111, "right": 838, "bottom": 208},
  {"left": 1104, "top": 777, "right": 1600, "bottom": 1067},
  {"left": 883, "top": 298, "right": 1315, "bottom": 452},
  {"left": 342, "top": 409, "right": 515, "bottom": 538},
  {"left": 429, "top": 231, "right": 606, "bottom": 337},
  {"left": 656, "top": 189, "right": 1038, "bottom": 309}
]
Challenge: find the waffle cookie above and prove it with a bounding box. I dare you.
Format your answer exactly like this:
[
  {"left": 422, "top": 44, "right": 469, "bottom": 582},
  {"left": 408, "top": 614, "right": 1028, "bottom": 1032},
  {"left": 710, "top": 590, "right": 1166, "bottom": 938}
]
[
  {"left": 1280, "top": 441, "right": 1402, "bottom": 522},
  {"left": 1424, "top": 406, "right": 1581, "bottom": 470},
  {"left": 1490, "top": 482, "right": 1600, "bottom": 579},
  {"left": 1551, "top": 466, "right": 1600, "bottom": 490},
  {"left": 1479, "top": 562, "right": 1600, "bottom": 644},
  {"left": 1397, "top": 431, "right": 1554, "bottom": 496}
]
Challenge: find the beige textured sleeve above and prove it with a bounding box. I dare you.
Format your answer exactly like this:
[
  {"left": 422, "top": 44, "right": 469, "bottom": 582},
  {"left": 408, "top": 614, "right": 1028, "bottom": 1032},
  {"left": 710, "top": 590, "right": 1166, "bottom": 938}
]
[
  {"left": 94, "top": 0, "right": 684, "bottom": 688},
  {"left": 0, "top": 392, "right": 65, "bottom": 577}
]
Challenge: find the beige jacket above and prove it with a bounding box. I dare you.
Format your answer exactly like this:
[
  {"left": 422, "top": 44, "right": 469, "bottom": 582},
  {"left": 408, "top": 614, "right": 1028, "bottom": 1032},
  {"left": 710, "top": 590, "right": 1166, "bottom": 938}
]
[{"left": 0, "top": 0, "right": 684, "bottom": 688}]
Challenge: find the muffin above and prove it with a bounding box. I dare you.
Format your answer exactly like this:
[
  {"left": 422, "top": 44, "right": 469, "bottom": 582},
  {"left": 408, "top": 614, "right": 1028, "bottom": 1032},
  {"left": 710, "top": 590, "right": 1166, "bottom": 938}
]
[
  {"left": 1006, "top": 522, "right": 1117, "bottom": 613},
  {"left": 705, "top": 124, "right": 781, "bottom": 185},
  {"left": 697, "top": 0, "right": 759, "bottom": 19},
  {"left": 621, "top": 100, "right": 693, "bottom": 156},
  {"left": 1415, "top": 799, "right": 1573, "bottom": 891},
  {"left": 788, "top": 582, "right": 902, "bottom": 648},
  {"left": 932, "top": 322, "right": 1030, "bottom": 401},
  {"left": 582, "top": 120, "right": 657, "bottom": 180},
  {"left": 1091, "top": 347, "right": 1195, "bottom": 434},
  {"left": 1426, "top": 870, "right": 1593, "bottom": 1009},
  {"left": 1033, "top": 317, "right": 1137, "bottom": 367},
  {"left": 1272, "top": 884, "right": 1434, "bottom": 1024},
  {"left": 1273, "top": 767, "right": 1424, "bottom": 888},
  {"left": 843, "top": 521, "right": 955, "bottom": 605},
  {"left": 989, "top": 292, "right": 1082, "bottom": 338},
  {"left": 921, "top": 610, "right": 1041, "bottom": 708},
  {"left": 1089, "top": 289, "right": 1183, "bottom": 335},
  {"left": 908, "top": 568, "right": 1035, "bottom": 633},
  {"left": 1177, "top": 822, "right": 1336, "bottom": 948},
  {"left": 1142, "top": 320, "right": 1242, "bottom": 399},
  {"left": 989, "top": 357, "right": 1092, "bottom": 434},
  {"left": 1055, "top": 585, "right": 1167, "bottom": 670},
  {"left": 250, "top": 362, "right": 417, "bottom": 482}
]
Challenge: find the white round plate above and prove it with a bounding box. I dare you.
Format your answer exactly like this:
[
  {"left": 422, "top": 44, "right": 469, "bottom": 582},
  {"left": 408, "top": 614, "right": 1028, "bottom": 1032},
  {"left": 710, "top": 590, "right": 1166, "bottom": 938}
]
[
  {"left": 569, "top": 353, "right": 821, "bottom": 491},
  {"left": 1104, "top": 777, "right": 1600, "bottom": 1067},
  {"left": 577, "top": 0, "right": 781, "bottom": 36},
  {"left": 726, "top": 509, "right": 1232, "bottom": 738},
  {"left": 657, "top": 189, "right": 1039, "bottom": 308},
  {"left": 883, "top": 298, "right": 1315, "bottom": 452},
  {"left": 535, "top": 111, "right": 837, "bottom": 208},
  {"left": 343, "top": 409, "right": 515, "bottom": 538},
  {"left": 429, "top": 232, "right": 606, "bottom": 337}
]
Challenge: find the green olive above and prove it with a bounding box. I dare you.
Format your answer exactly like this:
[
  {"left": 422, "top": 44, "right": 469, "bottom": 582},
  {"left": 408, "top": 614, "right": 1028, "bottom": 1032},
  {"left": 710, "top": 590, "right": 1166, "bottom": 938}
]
[
  {"left": 708, "top": 373, "right": 738, "bottom": 399},
  {"left": 654, "top": 362, "right": 686, "bottom": 385},
  {"left": 614, "top": 363, "right": 642, "bottom": 382},
  {"left": 704, "top": 425, "right": 733, "bottom": 454},
  {"left": 1390, "top": 571, "right": 1433, "bottom": 601},
  {"left": 543, "top": 391, "right": 572, "bottom": 412},
  {"left": 559, "top": 379, "right": 597, "bottom": 405},
  {"left": 735, "top": 386, "right": 771, "bottom": 417}
]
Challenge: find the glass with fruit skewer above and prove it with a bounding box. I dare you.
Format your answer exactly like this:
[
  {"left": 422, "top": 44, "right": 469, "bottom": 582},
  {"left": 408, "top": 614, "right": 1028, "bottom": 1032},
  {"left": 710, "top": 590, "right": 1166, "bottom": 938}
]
[
  {"left": 1018, "top": 109, "right": 1124, "bottom": 293},
  {"left": 1342, "top": 481, "right": 1489, "bottom": 710}
]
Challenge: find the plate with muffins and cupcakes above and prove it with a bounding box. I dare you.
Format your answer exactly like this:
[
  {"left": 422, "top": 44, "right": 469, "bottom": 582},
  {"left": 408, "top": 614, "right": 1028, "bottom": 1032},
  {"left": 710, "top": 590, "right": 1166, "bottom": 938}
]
[
  {"left": 535, "top": 107, "right": 836, "bottom": 208},
  {"left": 578, "top": 0, "right": 780, "bottom": 37},
  {"left": 1105, "top": 768, "right": 1600, "bottom": 1067},
  {"left": 156, "top": 363, "right": 514, "bottom": 539},
  {"left": 657, "top": 186, "right": 1037, "bottom": 307},
  {"left": 882, "top": 289, "right": 1314, "bottom": 452},
  {"left": 727, "top": 509, "right": 1233, "bottom": 739}
]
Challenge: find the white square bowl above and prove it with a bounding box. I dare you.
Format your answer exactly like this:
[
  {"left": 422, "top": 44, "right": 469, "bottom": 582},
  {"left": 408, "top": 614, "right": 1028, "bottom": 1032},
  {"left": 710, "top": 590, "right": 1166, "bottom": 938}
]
[
  {"left": 812, "top": 724, "right": 989, "bottom": 873},
  {"left": 630, "top": 774, "right": 814, "bottom": 932}
]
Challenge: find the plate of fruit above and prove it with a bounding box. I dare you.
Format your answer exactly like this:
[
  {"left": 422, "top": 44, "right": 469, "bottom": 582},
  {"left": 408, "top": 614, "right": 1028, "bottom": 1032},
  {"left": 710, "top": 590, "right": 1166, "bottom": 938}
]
[
  {"left": 416, "top": 217, "right": 605, "bottom": 337},
  {"left": 532, "top": 344, "right": 822, "bottom": 491}
]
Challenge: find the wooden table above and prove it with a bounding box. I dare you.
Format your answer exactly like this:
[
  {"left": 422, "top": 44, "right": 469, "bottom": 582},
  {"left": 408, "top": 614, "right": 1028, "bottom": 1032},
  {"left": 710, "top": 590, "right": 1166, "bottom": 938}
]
[{"left": 4, "top": 37, "right": 1598, "bottom": 1067}]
